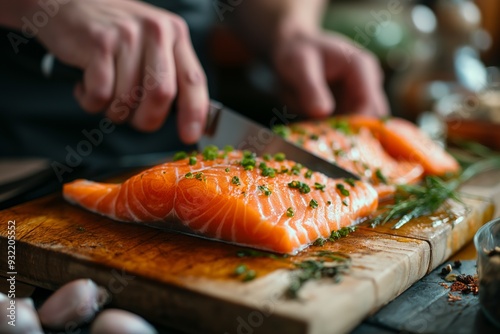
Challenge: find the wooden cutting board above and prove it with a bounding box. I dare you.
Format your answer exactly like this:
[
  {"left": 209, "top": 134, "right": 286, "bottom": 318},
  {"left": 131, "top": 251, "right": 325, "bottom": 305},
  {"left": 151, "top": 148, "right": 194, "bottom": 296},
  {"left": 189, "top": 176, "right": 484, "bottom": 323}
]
[{"left": 0, "top": 174, "right": 497, "bottom": 334}]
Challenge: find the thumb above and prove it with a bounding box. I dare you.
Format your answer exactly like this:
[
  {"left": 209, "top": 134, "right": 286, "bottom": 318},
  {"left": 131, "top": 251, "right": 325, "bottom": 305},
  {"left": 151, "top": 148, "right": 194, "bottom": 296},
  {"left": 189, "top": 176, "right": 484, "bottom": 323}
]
[{"left": 275, "top": 42, "right": 334, "bottom": 118}]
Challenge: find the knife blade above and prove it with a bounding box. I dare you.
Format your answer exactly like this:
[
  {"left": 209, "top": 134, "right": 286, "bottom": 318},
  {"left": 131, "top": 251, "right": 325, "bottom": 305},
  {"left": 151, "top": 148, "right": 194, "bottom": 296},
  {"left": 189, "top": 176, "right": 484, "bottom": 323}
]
[{"left": 199, "top": 101, "right": 360, "bottom": 180}]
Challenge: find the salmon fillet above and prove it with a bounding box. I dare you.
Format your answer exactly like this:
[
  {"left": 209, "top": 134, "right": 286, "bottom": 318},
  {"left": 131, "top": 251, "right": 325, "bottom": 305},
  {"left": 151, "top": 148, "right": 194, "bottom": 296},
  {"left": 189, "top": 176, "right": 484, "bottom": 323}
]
[
  {"left": 279, "top": 116, "right": 459, "bottom": 198},
  {"left": 346, "top": 116, "right": 460, "bottom": 176},
  {"left": 63, "top": 150, "right": 378, "bottom": 254}
]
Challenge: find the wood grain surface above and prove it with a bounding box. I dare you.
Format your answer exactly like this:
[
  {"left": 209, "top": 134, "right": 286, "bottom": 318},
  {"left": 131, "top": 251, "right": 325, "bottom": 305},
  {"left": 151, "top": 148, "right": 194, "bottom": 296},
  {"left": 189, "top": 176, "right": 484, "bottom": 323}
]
[{"left": 0, "top": 179, "right": 496, "bottom": 333}]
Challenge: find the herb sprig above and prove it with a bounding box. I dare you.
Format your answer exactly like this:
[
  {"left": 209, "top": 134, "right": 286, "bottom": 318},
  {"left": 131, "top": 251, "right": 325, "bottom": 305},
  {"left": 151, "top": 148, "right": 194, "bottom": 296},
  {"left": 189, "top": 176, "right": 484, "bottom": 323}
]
[
  {"left": 371, "top": 145, "right": 500, "bottom": 230},
  {"left": 285, "top": 251, "right": 351, "bottom": 299},
  {"left": 370, "top": 176, "right": 460, "bottom": 229}
]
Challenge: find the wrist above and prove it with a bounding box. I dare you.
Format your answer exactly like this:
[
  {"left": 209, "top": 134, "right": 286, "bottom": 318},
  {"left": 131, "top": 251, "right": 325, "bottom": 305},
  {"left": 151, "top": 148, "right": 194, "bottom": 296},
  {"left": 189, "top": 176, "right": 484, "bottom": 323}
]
[
  {"left": 269, "top": 1, "right": 325, "bottom": 55},
  {"left": 0, "top": 0, "right": 42, "bottom": 29}
]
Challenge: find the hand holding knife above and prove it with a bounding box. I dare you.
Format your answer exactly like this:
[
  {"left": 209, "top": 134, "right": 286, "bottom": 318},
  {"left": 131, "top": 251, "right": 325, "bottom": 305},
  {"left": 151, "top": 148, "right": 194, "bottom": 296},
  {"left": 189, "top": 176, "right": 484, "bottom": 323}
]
[{"left": 42, "top": 54, "right": 359, "bottom": 180}]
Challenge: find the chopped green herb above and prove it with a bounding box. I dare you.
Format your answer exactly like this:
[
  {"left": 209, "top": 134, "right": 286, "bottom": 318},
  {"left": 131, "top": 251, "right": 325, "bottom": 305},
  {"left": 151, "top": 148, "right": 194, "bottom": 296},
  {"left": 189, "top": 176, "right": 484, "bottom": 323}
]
[
  {"left": 375, "top": 168, "right": 388, "bottom": 184},
  {"left": 291, "top": 163, "right": 303, "bottom": 175},
  {"left": 279, "top": 166, "right": 289, "bottom": 174},
  {"left": 313, "top": 238, "right": 326, "bottom": 246},
  {"left": 333, "top": 149, "right": 345, "bottom": 157},
  {"left": 288, "top": 181, "right": 311, "bottom": 194},
  {"left": 286, "top": 207, "right": 295, "bottom": 217},
  {"left": 225, "top": 167, "right": 230, "bottom": 173},
  {"left": 243, "top": 270, "right": 257, "bottom": 282},
  {"left": 232, "top": 176, "right": 241, "bottom": 186},
  {"left": 304, "top": 170, "right": 313, "bottom": 179},
  {"left": 274, "top": 152, "right": 286, "bottom": 162},
  {"left": 342, "top": 200, "right": 348, "bottom": 206},
  {"left": 233, "top": 264, "right": 257, "bottom": 282},
  {"left": 185, "top": 172, "right": 205, "bottom": 181},
  {"left": 329, "top": 119, "right": 352, "bottom": 134},
  {"left": 241, "top": 151, "right": 256, "bottom": 170},
  {"left": 336, "top": 183, "right": 350, "bottom": 196},
  {"left": 261, "top": 167, "right": 276, "bottom": 178},
  {"left": 314, "top": 182, "right": 326, "bottom": 192},
  {"left": 327, "top": 201, "right": 332, "bottom": 205},
  {"left": 173, "top": 151, "right": 188, "bottom": 161},
  {"left": 329, "top": 226, "right": 357, "bottom": 242},
  {"left": 202, "top": 145, "right": 219, "bottom": 160},
  {"left": 234, "top": 264, "right": 248, "bottom": 275},
  {"left": 310, "top": 134, "right": 319, "bottom": 140},
  {"left": 309, "top": 199, "right": 319, "bottom": 209},
  {"left": 263, "top": 154, "right": 272, "bottom": 162},
  {"left": 188, "top": 156, "right": 197, "bottom": 165},
  {"left": 258, "top": 185, "right": 272, "bottom": 196},
  {"left": 344, "top": 178, "right": 356, "bottom": 187},
  {"left": 224, "top": 145, "right": 234, "bottom": 153},
  {"left": 258, "top": 161, "right": 277, "bottom": 178},
  {"left": 273, "top": 125, "right": 290, "bottom": 138}
]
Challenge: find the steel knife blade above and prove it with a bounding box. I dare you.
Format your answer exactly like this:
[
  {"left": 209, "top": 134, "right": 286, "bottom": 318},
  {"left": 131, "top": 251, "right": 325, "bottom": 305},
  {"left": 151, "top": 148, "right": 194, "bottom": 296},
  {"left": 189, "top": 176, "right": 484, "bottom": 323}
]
[{"left": 198, "top": 101, "right": 360, "bottom": 180}]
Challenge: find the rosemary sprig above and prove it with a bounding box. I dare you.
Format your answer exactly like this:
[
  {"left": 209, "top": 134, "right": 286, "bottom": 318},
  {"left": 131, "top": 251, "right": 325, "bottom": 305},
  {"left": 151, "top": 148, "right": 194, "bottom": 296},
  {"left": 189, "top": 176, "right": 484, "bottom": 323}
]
[
  {"left": 371, "top": 146, "right": 500, "bottom": 229},
  {"left": 370, "top": 176, "right": 461, "bottom": 229},
  {"left": 285, "top": 251, "right": 351, "bottom": 299}
]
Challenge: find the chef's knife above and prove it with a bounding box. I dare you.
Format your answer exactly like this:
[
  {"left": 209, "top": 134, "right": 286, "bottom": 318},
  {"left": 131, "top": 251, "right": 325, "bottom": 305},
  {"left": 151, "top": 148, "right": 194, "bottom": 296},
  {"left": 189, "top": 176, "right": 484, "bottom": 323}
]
[{"left": 199, "top": 101, "right": 360, "bottom": 180}]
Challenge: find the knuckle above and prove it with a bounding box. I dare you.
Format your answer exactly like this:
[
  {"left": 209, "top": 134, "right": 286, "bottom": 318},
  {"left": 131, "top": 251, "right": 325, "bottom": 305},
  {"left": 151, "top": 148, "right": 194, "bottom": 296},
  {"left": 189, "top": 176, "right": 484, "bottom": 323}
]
[
  {"left": 181, "top": 68, "right": 206, "bottom": 86},
  {"left": 142, "top": 16, "right": 164, "bottom": 43},
  {"left": 89, "top": 28, "right": 115, "bottom": 54},
  {"left": 118, "top": 21, "right": 140, "bottom": 46},
  {"left": 354, "top": 50, "right": 384, "bottom": 79},
  {"left": 150, "top": 83, "right": 177, "bottom": 104},
  {"left": 169, "top": 15, "right": 189, "bottom": 37},
  {"left": 88, "top": 89, "right": 111, "bottom": 109},
  {"left": 133, "top": 114, "right": 164, "bottom": 132}
]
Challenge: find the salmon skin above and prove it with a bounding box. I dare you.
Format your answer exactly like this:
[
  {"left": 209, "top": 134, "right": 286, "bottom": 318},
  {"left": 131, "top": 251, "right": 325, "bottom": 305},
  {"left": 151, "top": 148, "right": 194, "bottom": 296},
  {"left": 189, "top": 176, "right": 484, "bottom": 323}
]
[
  {"left": 276, "top": 116, "right": 459, "bottom": 199},
  {"left": 64, "top": 149, "right": 378, "bottom": 254}
]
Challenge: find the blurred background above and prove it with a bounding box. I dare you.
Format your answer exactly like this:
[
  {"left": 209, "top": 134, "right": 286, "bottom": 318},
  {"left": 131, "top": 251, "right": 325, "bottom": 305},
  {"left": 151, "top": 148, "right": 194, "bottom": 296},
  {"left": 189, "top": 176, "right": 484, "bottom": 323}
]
[{"left": 211, "top": 0, "right": 500, "bottom": 149}]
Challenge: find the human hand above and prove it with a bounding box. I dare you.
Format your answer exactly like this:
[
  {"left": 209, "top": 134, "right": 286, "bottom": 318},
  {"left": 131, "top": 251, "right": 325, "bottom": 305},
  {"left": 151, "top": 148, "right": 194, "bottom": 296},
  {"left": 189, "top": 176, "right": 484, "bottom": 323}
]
[
  {"left": 271, "top": 29, "right": 389, "bottom": 118},
  {"left": 35, "top": 0, "right": 208, "bottom": 144}
]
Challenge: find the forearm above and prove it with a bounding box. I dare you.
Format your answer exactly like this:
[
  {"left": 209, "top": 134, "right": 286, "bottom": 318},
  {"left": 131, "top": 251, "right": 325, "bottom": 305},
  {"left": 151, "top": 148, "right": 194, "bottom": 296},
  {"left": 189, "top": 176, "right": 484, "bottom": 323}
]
[
  {"left": 0, "top": 0, "right": 40, "bottom": 29},
  {"left": 230, "top": 0, "right": 327, "bottom": 55}
]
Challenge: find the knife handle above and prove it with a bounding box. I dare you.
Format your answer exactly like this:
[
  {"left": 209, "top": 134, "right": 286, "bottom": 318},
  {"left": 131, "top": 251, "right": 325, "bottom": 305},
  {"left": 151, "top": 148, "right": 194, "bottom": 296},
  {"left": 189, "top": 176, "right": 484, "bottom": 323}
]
[{"left": 41, "top": 53, "right": 83, "bottom": 81}]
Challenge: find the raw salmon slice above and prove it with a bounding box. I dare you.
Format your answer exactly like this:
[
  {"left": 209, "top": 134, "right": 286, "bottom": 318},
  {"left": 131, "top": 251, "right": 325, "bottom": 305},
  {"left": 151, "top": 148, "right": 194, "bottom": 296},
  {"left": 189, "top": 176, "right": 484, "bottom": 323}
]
[
  {"left": 63, "top": 149, "right": 378, "bottom": 254},
  {"left": 345, "top": 116, "right": 460, "bottom": 176},
  {"left": 279, "top": 119, "right": 424, "bottom": 199}
]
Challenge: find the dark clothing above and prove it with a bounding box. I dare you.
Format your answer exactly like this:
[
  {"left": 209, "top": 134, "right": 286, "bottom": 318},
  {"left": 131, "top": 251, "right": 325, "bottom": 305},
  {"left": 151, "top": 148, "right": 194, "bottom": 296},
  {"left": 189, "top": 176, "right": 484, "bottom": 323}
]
[{"left": 0, "top": 0, "right": 214, "bottom": 167}]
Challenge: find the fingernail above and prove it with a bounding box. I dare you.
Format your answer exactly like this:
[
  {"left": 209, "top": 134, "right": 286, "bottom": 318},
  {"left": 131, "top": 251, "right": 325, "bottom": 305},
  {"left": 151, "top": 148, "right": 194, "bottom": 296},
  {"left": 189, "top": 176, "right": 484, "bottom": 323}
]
[{"left": 184, "top": 121, "right": 202, "bottom": 143}]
